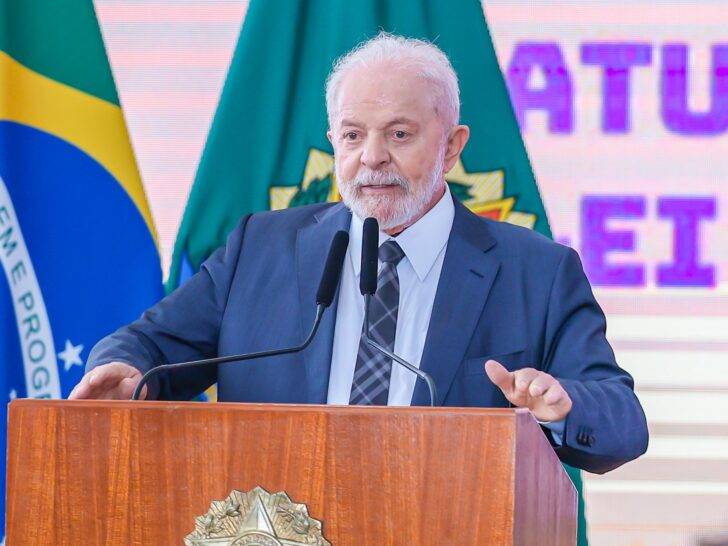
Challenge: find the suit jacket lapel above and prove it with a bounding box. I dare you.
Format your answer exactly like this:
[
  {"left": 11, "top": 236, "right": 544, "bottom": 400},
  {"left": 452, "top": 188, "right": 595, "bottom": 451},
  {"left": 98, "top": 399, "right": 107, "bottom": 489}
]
[
  {"left": 412, "top": 199, "right": 500, "bottom": 406},
  {"left": 296, "top": 204, "right": 351, "bottom": 403}
]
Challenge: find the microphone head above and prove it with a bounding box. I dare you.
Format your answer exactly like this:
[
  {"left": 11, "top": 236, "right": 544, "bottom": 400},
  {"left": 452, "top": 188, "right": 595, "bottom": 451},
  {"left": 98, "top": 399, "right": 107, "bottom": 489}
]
[
  {"left": 360, "top": 217, "right": 379, "bottom": 295},
  {"left": 316, "top": 230, "right": 350, "bottom": 307}
]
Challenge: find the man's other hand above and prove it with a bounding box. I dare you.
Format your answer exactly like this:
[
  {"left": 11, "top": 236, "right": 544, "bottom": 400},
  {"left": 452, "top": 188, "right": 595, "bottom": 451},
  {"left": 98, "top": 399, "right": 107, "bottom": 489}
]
[
  {"left": 484, "top": 360, "right": 572, "bottom": 422},
  {"left": 68, "top": 362, "right": 147, "bottom": 400}
]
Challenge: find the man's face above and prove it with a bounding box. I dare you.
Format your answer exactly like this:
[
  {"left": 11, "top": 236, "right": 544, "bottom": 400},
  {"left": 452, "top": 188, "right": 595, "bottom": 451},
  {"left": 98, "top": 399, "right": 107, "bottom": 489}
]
[{"left": 328, "top": 63, "right": 450, "bottom": 232}]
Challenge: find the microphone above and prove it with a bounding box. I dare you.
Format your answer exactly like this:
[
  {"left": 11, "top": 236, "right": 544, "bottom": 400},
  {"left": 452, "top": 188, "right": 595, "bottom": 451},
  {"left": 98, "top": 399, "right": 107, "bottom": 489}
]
[
  {"left": 359, "top": 217, "right": 438, "bottom": 407},
  {"left": 131, "top": 230, "right": 350, "bottom": 401},
  {"left": 360, "top": 217, "right": 379, "bottom": 295}
]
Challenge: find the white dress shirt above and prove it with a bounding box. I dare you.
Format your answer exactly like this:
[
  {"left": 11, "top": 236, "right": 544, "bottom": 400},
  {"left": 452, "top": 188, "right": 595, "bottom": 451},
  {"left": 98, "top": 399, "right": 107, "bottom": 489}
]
[{"left": 327, "top": 185, "right": 454, "bottom": 406}]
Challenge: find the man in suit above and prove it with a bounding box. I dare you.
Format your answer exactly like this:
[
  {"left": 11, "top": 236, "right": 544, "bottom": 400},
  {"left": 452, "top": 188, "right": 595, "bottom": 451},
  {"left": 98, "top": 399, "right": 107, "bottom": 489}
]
[{"left": 70, "top": 33, "right": 648, "bottom": 474}]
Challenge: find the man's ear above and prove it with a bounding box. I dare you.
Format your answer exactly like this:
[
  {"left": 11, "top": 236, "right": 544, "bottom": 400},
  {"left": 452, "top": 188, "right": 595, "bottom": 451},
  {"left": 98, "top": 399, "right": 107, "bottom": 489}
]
[
  {"left": 443, "top": 125, "right": 470, "bottom": 173},
  {"left": 326, "top": 130, "right": 333, "bottom": 146}
]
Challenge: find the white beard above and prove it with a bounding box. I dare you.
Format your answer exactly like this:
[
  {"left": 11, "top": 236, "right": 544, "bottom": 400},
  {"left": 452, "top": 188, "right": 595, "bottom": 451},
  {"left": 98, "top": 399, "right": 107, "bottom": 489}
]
[{"left": 336, "top": 152, "right": 445, "bottom": 231}]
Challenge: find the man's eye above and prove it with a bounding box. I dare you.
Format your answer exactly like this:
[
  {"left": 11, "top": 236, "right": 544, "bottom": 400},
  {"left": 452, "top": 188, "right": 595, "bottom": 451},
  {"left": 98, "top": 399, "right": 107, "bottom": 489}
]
[
  {"left": 343, "top": 132, "right": 358, "bottom": 140},
  {"left": 393, "top": 130, "right": 409, "bottom": 139}
]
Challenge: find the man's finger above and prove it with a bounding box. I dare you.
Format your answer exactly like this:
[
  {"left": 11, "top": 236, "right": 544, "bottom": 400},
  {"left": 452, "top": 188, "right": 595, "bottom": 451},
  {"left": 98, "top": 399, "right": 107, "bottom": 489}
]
[
  {"left": 92, "top": 363, "right": 142, "bottom": 389},
  {"left": 513, "top": 368, "right": 540, "bottom": 397},
  {"left": 69, "top": 370, "right": 103, "bottom": 399},
  {"left": 68, "top": 379, "right": 89, "bottom": 400},
  {"left": 484, "top": 360, "right": 514, "bottom": 396},
  {"left": 528, "top": 372, "right": 554, "bottom": 397},
  {"left": 542, "top": 383, "right": 565, "bottom": 406},
  {"left": 86, "top": 367, "right": 121, "bottom": 390},
  {"left": 118, "top": 377, "right": 146, "bottom": 400},
  {"left": 72, "top": 375, "right": 107, "bottom": 399}
]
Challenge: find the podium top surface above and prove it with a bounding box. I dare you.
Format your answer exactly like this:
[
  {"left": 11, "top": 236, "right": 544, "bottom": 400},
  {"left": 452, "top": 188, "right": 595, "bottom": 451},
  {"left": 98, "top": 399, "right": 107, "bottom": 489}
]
[{"left": 9, "top": 398, "right": 532, "bottom": 418}]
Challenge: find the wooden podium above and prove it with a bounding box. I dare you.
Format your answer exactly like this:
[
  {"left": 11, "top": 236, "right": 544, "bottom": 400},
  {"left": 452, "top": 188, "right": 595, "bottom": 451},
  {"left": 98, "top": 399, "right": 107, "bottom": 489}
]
[{"left": 6, "top": 400, "right": 576, "bottom": 545}]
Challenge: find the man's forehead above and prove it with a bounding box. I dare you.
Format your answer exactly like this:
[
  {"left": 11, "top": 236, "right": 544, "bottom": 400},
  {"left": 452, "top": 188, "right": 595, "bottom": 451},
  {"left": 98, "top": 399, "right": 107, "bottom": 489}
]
[
  {"left": 337, "top": 101, "right": 423, "bottom": 123},
  {"left": 338, "top": 113, "right": 421, "bottom": 129},
  {"left": 335, "top": 65, "right": 436, "bottom": 126}
]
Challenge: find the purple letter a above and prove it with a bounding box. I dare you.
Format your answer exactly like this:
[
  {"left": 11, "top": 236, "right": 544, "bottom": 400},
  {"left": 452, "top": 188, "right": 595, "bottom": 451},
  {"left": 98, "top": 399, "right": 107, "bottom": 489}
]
[{"left": 506, "top": 42, "right": 573, "bottom": 133}]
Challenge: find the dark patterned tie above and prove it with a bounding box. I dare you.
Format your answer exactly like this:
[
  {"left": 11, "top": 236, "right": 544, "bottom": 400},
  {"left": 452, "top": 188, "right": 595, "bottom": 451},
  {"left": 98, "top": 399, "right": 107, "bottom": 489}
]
[{"left": 349, "top": 240, "right": 406, "bottom": 405}]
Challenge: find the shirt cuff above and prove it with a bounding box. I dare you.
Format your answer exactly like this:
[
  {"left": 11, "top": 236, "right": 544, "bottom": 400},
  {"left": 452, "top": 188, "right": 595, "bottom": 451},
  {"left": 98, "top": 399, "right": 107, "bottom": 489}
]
[{"left": 538, "top": 418, "right": 566, "bottom": 446}]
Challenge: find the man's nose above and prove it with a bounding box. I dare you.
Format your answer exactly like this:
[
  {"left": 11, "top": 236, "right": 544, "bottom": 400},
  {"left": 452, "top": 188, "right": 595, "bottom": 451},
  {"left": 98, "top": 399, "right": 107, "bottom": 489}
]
[{"left": 360, "top": 134, "right": 390, "bottom": 169}]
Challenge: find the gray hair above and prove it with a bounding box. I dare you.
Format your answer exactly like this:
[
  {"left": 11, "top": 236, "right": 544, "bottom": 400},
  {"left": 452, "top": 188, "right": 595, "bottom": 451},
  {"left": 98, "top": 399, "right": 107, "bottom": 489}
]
[{"left": 325, "top": 32, "right": 460, "bottom": 130}]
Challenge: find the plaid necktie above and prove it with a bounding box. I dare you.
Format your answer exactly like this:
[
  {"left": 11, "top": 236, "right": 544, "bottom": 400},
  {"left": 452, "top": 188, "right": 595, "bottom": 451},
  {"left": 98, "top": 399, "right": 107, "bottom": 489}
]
[{"left": 349, "top": 240, "right": 406, "bottom": 405}]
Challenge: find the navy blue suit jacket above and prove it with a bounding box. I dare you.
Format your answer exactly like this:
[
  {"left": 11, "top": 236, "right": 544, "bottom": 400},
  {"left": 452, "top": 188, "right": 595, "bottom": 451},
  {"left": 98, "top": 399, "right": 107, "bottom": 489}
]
[{"left": 89, "top": 197, "right": 648, "bottom": 473}]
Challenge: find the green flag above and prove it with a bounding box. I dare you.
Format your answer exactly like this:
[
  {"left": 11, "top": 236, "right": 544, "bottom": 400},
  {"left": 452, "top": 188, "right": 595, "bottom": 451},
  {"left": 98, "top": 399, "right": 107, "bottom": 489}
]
[
  {"left": 169, "top": 0, "right": 557, "bottom": 284},
  {"left": 170, "top": 1, "right": 587, "bottom": 543}
]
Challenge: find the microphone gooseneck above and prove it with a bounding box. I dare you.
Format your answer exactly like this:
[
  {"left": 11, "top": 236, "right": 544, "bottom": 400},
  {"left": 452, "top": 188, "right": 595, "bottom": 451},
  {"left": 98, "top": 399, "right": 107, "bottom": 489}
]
[
  {"left": 131, "top": 306, "right": 326, "bottom": 400},
  {"left": 362, "top": 294, "right": 438, "bottom": 407},
  {"left": 131, "top": 230, "right": 350, "bottom": 401},
  {"left": 359, "top": 218, "right": 438, "bottom": 407}
]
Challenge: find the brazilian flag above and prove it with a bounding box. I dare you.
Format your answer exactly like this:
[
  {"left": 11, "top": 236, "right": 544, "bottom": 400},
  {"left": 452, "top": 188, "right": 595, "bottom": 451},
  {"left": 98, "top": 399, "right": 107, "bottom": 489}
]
[
  {"left": 0, "top": 0, "right": 163, "bottom": 536},
  {"left": 169, "top": 0, "right": 588, "bottom": 544}
]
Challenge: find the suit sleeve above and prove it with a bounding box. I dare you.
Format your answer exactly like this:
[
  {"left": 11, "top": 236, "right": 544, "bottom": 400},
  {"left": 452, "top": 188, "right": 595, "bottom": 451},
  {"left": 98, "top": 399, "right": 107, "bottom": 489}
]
[
  {"left": 542, "top": 247, "right": 649, "bottom": 474},
  {"left": 85, "top": 215, "right": 250, "bottom": 400}
]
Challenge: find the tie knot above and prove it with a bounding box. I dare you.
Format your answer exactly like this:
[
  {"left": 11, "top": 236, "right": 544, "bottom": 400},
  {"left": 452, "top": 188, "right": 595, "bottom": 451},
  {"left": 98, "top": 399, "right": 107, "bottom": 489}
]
[{"left": 379, "top": 240, "right": 405, "bottom": 265}]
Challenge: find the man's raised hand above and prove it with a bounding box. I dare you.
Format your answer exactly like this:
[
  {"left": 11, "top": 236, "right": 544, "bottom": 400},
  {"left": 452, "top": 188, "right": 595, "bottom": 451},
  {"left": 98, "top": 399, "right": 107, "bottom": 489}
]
[{"left": 484, "top": 360, "right": 572, "bottom": 422}]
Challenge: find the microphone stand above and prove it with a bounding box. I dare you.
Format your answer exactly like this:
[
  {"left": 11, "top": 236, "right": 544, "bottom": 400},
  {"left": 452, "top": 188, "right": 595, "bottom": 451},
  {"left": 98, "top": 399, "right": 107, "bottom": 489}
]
[
  {"left": 362, "top": 294, "right": 438, "bottom": 407},
  {"left": 131, "top": 305, "right": 325, "bottom": 400}
]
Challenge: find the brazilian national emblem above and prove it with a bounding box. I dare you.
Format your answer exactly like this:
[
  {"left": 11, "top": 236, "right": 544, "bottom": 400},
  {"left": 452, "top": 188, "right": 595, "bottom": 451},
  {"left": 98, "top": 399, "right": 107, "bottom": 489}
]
[
  {"left": 269, "top": 148, "right": 537, "bottom": 229},
  {"left": 185, "top": 487, "right": 330, "bottom": 546}
]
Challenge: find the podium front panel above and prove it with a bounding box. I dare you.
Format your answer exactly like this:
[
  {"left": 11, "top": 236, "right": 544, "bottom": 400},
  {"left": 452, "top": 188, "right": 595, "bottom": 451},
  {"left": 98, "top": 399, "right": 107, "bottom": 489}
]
[{"left": 6, "top": 400, "right": 575, "bottom": 545}]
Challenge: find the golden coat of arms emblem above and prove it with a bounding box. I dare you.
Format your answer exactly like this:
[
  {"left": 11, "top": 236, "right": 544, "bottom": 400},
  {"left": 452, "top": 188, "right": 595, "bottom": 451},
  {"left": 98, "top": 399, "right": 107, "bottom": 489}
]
[{"left": 185, "top": 487, "right": 331, "bottom": 546}]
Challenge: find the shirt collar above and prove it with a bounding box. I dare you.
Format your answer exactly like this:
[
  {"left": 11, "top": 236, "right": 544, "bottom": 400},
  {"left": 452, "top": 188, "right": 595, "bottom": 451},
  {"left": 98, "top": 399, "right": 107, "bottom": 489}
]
[{"left": 349, "top": 184, "right": 455, "bottom": 282}]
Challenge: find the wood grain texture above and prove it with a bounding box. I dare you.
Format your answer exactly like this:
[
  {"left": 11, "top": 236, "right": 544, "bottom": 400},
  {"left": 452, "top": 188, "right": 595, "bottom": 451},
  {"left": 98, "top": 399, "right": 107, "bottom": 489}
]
[
  {"left": 6, "top": 400, "right": 576, "bottom": 545},
  {"left": 514, "top": 413, "right": 578, "bottom": 546}
]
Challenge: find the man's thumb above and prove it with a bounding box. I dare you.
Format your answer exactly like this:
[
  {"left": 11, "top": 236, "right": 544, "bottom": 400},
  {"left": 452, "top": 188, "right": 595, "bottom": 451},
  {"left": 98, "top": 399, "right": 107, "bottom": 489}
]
[{"left": 485, "top": 360, "right": 513, "bottom": 395}]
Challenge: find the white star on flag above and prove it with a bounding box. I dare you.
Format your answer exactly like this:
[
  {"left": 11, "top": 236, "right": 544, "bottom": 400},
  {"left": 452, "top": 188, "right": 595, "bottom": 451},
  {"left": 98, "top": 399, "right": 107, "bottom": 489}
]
[{"left": 58, "top": 340, "right": 84, "bottom": 372}]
